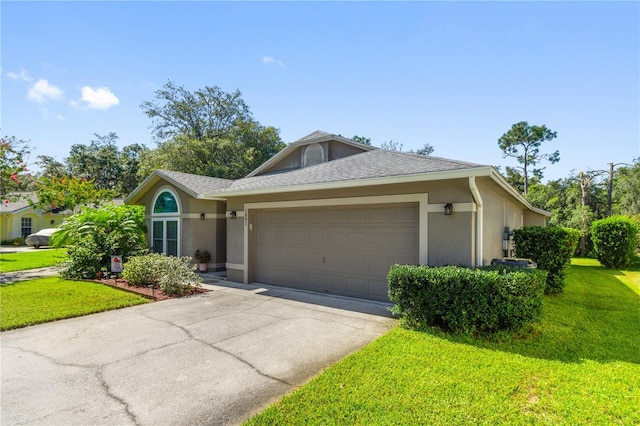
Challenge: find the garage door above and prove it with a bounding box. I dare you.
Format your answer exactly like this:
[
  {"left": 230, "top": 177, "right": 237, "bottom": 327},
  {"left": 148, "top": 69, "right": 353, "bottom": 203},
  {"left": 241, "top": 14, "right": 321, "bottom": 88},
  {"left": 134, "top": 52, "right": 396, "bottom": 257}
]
[{"left": 254, "top": 203, "right": 419, "bottom": 301}]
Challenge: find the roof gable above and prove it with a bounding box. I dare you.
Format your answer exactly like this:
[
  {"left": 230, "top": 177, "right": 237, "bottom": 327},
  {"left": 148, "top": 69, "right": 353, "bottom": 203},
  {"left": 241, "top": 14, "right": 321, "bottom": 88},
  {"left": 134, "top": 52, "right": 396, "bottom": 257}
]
[
  {"left": 125, "top": 170, "right": 232, "bottom": 204},
  {"left": 245, "top": 130, "right": 374, "bottom": 178}
]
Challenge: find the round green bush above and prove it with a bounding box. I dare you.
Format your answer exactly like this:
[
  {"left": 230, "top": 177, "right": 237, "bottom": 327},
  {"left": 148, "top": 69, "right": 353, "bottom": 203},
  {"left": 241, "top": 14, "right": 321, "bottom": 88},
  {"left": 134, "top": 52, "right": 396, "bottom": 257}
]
[{"left": 591, "top": 216, "right": 639, "bottom": 268}]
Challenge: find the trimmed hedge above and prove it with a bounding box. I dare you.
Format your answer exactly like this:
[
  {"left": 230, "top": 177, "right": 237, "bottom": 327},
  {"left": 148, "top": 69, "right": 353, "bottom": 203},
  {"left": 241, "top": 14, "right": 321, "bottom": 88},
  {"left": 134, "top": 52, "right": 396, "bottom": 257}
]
[
  {"left": 591, "top": 216, "right": 639, "bottom": 268},
  {"left": 388, "top": 264, "right": 547, "bottom": 335},
  {"left": 513, "top": 226, "right": 579, "bottom": 294}
]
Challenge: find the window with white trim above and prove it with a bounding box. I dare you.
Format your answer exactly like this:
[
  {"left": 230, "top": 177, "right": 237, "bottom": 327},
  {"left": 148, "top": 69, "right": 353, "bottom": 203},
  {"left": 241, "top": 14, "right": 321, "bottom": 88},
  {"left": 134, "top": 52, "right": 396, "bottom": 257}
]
[
  {"left": 151, "top": 190, "right": 180, "bottom": 256},
  {"left": 21, "top": 217, "right": 32, "bottom": 238}
]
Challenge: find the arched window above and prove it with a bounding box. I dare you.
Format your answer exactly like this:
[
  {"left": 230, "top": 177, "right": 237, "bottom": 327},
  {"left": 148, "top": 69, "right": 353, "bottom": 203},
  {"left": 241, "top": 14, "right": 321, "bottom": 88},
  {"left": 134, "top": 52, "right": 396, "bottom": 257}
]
[
  {"left": 151, "top": 188, "right": 180, "bottom": 256},
  {"left": 153, "top": 191, "right": 178, "bottom": 213}
]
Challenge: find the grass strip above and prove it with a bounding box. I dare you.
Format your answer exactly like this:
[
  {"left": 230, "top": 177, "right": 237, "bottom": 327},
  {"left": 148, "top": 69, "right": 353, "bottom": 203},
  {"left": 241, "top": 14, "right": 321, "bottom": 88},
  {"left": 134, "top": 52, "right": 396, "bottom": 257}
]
[
  {"left": 0, "top": 248, "right": 68, "bottom": 272},
  {"left": 0, "top": 277, "right": 149, "bottom": 330},
  {"left": 245, "top": 258, "right": 640, "bottom": 425}
]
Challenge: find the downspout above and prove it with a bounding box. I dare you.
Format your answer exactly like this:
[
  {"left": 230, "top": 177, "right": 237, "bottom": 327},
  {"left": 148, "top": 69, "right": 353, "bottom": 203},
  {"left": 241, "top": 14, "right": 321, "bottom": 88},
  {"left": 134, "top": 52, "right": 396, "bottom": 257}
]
[{"left": 469, "top": 176, "right": 483, "bottom": 267}]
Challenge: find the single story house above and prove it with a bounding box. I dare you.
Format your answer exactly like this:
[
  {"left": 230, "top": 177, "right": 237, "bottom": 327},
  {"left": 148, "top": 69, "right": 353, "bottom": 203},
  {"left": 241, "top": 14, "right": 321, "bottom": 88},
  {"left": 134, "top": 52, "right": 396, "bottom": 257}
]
[
  {"left": 0, "top": 194, "right": 63, "bottom": 242},
  {"left": 126, "top": 131, "right": 549, "bottom": 301},
  {"left": 0, "top": 196, "right": 125, "bottom": 244}
]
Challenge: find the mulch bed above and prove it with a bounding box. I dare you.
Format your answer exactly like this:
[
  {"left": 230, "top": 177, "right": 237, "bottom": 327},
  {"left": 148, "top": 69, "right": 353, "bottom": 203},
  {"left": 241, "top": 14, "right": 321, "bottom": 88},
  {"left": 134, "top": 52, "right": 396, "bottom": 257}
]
[{"left": 95, "top": 278, "right": 210, "bottom": 301}]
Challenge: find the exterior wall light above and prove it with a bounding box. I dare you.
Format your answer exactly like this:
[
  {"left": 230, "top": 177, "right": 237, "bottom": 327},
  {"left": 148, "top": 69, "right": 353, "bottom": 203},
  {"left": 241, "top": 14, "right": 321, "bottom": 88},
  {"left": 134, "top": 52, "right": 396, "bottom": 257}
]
[
  {"left": 200, "top": 213, "right": 205, "bottom": 220},
  {"left": 50, "top": 220, "right": 55, "bottom": 225},
  {"left": 444, "top": 203, "right": 453, "bottom": 215},
  {"left": 229, "top": 211, "right": 237, "bottom": 219}
]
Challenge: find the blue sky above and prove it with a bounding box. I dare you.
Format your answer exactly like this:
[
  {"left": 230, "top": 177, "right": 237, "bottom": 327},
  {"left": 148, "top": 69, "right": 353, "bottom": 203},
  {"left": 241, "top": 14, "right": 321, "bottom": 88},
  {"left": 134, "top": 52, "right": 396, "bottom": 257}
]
[{"left": 2, "top": 1, "right": 638, "bottom": 182}]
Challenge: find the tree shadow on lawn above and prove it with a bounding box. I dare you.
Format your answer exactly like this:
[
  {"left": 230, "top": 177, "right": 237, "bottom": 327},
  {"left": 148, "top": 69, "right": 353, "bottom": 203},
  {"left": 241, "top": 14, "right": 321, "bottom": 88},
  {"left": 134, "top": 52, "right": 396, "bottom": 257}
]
[{"left": 414, "top": 262, "right": 640, "bottom": 365}]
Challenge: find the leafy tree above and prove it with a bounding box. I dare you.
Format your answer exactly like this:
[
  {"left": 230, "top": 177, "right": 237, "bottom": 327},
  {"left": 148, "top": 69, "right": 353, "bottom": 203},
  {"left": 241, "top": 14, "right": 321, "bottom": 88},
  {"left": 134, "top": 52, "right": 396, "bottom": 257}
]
[
  {"left": 613, "top": 159, "right": 640, "bottom": 216},
  {"left": 67, "top": 133, "right": 123, "bottom": 192},
  {"left": 350, "top": 135, "right": 372, "bottom": 146},
  {"left": 138, "top": 81, "right": 284, "bottom": 180},
  {"left": 64, "top": 133, "right": 146, "bottom": 196},
  {"left": 35, "top": 155, "right": 67, "bottom": 179},
  {"left": 29, "top": 176, "right": 115, "bottom": 213},
  {"left": 141, "top": 80, "right": 251, "bottom": 142},
  {"left": 119, "top": 144, "right": 148, "bottom": 195},
  {"left": 413, "top": 143, "right": 434, "bottom": 156},
  {"left": 0, "top": 134, "right": 31, "bottom": 200},
  {"left": 498, "top": 121, "right": 560, "bottom": 194}
]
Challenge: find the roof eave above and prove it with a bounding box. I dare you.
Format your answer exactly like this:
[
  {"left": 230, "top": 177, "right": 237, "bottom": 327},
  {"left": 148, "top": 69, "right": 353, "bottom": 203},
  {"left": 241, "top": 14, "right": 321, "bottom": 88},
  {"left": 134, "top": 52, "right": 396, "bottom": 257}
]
[
  {"left": 488, "top": 168, "right": 552, "bottom": 217},
  {"left": 204, "top": 166, "right": 494, "bottom": 198}
]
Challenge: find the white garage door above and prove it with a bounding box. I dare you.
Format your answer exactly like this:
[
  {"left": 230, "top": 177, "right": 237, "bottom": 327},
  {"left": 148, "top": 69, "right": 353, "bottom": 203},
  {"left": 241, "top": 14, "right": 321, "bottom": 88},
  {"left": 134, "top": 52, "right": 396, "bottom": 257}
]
[{"left": 255, "top": 203, "right": 419, "bottom": 301}]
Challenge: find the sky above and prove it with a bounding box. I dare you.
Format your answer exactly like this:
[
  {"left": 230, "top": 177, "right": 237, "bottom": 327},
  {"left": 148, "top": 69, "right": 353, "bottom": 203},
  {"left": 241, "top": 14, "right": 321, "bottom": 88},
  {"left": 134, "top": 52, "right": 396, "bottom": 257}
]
[{"left": 2, "top": 1, "right": 639, "bottom": 182}]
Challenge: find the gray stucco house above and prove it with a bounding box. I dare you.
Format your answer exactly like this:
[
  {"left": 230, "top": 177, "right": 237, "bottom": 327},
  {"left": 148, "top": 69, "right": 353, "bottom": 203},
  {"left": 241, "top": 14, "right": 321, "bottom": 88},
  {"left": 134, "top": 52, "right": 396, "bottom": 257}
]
[{"left": 126, "top": 131, "right": 549, "bottom": 301}]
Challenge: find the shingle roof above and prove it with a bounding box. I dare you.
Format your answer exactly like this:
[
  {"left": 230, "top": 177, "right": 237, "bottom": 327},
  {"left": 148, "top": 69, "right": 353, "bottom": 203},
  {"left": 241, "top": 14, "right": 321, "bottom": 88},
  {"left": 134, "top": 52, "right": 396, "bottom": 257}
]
[
  {"left": 155, "top": 170, "right": 232, "bottom": 196},
  {"left": 216, "top": 149, "right": 486, "bottom": 194}
]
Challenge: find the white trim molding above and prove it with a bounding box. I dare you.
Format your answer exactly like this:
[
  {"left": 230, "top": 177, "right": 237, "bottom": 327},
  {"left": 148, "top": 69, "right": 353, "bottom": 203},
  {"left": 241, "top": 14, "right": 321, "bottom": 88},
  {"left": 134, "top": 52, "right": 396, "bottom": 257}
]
[
  {"left": 225, "top": 262, "right": 245, "bottom": 271},
  {"left": 242, "top": 193, "right": 429, "bottom": 284},
  {"left": 469, "top": 176, "right": 483, "bottom": 267}
]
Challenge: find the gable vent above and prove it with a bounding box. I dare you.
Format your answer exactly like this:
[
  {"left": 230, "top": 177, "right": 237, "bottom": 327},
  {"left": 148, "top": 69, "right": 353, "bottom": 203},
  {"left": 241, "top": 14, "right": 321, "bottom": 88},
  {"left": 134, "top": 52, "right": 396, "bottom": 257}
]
[{"left": 303, "top": 143, "right": 325, "bottom": 167}]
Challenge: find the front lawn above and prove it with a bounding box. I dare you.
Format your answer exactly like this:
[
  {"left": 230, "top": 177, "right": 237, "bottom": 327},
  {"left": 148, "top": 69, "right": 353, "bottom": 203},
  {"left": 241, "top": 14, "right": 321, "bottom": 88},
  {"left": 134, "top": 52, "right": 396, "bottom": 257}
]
[
  {"left": 246, "top": 258, "right": 640, "bottom": 425},
  {"left": 0, "top": 277, "right": 150, "bottom": 330},
  {"left": 0, "top": 248, "right": 68, "bottom": 272}
]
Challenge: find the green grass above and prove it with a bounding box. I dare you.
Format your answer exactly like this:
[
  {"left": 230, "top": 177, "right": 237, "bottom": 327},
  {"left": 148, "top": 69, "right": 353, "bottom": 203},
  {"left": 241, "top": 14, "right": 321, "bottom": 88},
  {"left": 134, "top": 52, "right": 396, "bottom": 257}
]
[
  {"left": 0, "top": 277, "right": 149, "bottom": 330},
  {"left": 245, "top": 258, "right": 640, "bottom": 425},
  {"left": 0, "top": 248, "right": 68, "bottom": 272}
]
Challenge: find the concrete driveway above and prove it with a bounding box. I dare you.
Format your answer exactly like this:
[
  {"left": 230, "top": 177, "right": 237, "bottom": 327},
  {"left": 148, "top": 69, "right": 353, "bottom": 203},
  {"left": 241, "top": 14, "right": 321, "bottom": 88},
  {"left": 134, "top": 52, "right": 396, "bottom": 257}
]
[{"left": 1, "top": 281, "right": 395, "bottom": 425}]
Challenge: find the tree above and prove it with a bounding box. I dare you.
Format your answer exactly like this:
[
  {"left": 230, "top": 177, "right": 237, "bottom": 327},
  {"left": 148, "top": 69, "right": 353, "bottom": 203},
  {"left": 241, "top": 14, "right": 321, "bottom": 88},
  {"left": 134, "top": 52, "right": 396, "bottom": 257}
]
[
  {"left": 119, "top": 144, "right": 148, "bottom": 196},
  {"left": 380, "top": 140, "right": 403, "bottom": 151},
  {"left": 613, "top": 159, "right": 640, "bottom": 216},
  {"left": 350, "top": 135, "right": 372, "bottom": 146},
  {"left": 413, "top": 143, "right": 434, "bottom": 156},
  {"left": 64, "top": 133, "right": 146, "bottom": 196},
  {"left": 29, "top": 176, "right": 115, "bottom": 214},
  {"left": 141, "top": 80, "right": 251, "bottom": 142},
  {"left": 66, "top": 133, "right": 123, "bottom": 192},
  {"left": 138, "top": 81, "right": 284, "bottom": 180},
  {"left": 36, "top": 155, "right": 67, "bottom": 179},
  {"left": 0, "top": 134, "right": 31, "bottom": 200},
  {"left": 498, "top": 121, "right": 560, "bottom": 194}
]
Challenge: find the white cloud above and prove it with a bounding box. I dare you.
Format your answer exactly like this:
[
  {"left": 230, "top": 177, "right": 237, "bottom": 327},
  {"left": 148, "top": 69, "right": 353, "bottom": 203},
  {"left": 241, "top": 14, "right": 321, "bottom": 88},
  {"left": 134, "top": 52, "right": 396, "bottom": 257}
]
[
  {"left": 28, "top": 79, "right": 63, "bottom": 102},
  {"left": 262, "top": 55, "right": 285, "bottom": 68},
  {"left": 80, "top": 86, "right": 119, "bottom": 109},
  {"left": 7, "top": 69, "right": 33, "bottom": 82}
]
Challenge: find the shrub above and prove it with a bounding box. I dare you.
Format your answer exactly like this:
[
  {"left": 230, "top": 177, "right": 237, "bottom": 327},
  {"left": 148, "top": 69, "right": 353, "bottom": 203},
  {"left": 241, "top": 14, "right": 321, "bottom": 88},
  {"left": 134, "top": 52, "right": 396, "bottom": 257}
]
[
  {"left": 60, "top": 238, "right": 105, "bottom": 280},
  {"left": 591, "top": 216, "right": 639, "bottom": 268},
  {"left": 122, "top": 253, "right": 202, "bottom": 295},
  {"left": 52, "top": 204, "right": 147, "bottom": 279},
  {"left": 513, "top": 226, "right": 580, "bottom": 294},
  {"left": 388, "top": 264, "right": 546, "bottom": 335}
]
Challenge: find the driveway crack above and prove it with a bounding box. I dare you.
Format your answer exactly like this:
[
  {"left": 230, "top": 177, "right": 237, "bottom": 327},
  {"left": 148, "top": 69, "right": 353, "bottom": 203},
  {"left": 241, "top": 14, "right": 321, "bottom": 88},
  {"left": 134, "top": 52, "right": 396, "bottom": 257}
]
[
  {"left": 203, "top": 341, "right": 294, "bottom": 387},
  {"left": 96, "top": 366, "right": 139, "bottom": 425}
]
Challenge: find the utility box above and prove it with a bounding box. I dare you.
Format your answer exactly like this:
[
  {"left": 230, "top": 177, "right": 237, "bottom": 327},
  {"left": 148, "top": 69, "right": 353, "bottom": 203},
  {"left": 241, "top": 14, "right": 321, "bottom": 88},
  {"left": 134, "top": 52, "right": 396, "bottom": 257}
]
[
  {"left": 110, "top": 255, "right": 123, "bottom": 273},
  {"left": 490, "top": 257, "right": 537, "bottom": 269}
]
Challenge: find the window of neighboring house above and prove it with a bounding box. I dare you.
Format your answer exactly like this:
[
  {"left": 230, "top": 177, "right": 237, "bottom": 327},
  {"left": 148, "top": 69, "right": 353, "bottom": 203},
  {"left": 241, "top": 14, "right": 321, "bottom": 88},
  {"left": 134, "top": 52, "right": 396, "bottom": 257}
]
[
  {"left": 21, "top": 217, "right": 32, "bottom": 238},
  {"left": 151, "top": 190, "right": 180, "bottom": 256}
]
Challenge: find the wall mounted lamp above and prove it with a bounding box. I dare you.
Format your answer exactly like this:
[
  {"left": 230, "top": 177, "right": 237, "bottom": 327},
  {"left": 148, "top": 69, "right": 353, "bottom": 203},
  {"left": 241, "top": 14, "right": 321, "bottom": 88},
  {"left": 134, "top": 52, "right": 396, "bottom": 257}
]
[
  {"left": 229, "top": 211, "right": 237, "bottom": 219},
  {"left": 200, "top": 213, "right": 205, "bottom": 221},
  {"left": 50, "top": 220, "right": 55, "bottom": 225},
  {"left": 444, "top": 203, "right": 453, "bottom": 215}
]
